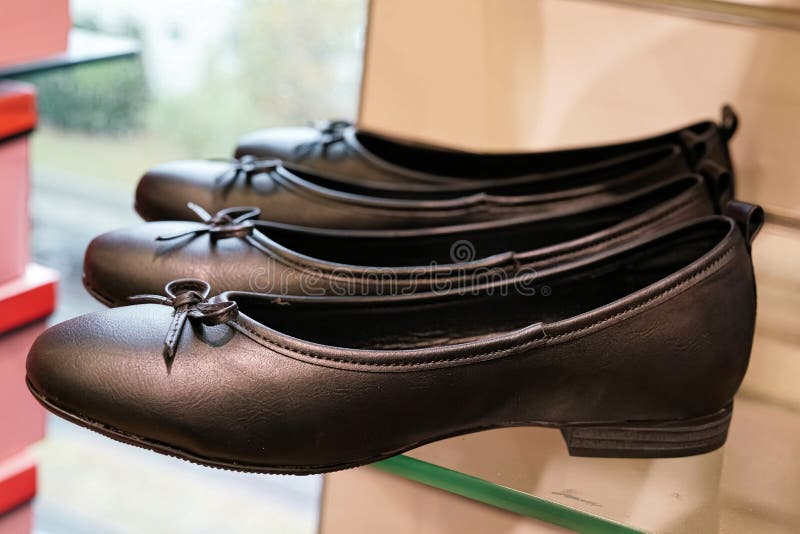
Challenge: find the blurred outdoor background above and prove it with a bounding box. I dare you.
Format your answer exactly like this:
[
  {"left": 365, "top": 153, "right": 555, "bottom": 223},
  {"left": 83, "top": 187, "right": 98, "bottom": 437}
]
[
  {"left": 24, "top": 0, "right": 365, "bottom": 180},
  {"left": 23, "top": 0, "right": 367, "bottom": 532}
]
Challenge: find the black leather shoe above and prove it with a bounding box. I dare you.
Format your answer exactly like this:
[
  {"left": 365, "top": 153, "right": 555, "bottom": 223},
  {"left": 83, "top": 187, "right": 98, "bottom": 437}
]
[
  {"left": 234, "top": 108, "right": 738, "bottom": 189},
  {"left": 136, "top": 107, "right": 737, "bottom": 228},
  {"left": 89, "top": 174, "right": 718, "bottom": 307},
  {"left": 27, "top": 205, "right": 762, "bottom": 473},
  {"left": 134, "top": 146, "right": 727, "bottom": 227}
]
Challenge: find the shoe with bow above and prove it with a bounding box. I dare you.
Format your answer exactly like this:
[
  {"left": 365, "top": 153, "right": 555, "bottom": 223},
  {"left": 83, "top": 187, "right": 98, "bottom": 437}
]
[
  {"left": 28, "top": 208, "right": 761, "bottom": 473},
  {"left": 233, "top": 107, "right": 738, "bottom": 192}
]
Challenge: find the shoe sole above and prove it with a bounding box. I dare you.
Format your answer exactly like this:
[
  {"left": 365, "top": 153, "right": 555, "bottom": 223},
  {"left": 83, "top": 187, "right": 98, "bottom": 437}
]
[{"left": 27, "top": 378, "right": 732, "bottom": 475}]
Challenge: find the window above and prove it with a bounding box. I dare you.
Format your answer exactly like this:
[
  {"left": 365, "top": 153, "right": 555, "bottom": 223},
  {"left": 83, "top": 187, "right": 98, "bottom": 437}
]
[{"left": 24, "top": 1, "right": 367, "bottom": 532}]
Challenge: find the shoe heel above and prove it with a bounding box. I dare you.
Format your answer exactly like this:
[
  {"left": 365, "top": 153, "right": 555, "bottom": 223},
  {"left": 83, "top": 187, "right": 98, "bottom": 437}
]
[{"left": 560, "top": 403, "right": 733, "bottom": 459}]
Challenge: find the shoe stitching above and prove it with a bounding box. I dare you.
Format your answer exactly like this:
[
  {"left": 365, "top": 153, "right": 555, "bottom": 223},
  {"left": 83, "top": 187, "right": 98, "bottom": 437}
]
[
  {"left": 261, "top": 192, "right": 705, "bottom": 282},
  {"left": 236, "top": 246, "right": 735, "bottom": 367},
  {"left": 164, "top": 311, "right": 182, "bottom": 349},
  {"left": 530, "top": 197, "right": 700, "bottom": 264},
  {"left": 88, "top": 242, "right": 736, "bottom": 365},
  {"left": 545, "top": 247, "right": 734, "bottom": 342},
  {"left": 234, "top": 323, "right": 547, "bottom": 367}
]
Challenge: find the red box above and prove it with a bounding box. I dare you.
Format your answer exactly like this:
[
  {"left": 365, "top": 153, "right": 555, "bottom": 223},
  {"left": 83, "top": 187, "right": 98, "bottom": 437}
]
[
  {"left": 0, "top": 265, "right": 56, "bottom": 460},
  {"left": 0, "top": 83, "right": 37, "bottom": 286},
  {"left": 0, "top": 264, "right": 58, "bottom": 336},
  {"left": 0, "top": 451, "right": 36, "bottom": 517},
  {"left": 0, "top": 503, "right": 32, "bottom": 534},
  {"left": 0, "top": 321, "right": 48, "bottom": 461},
  {"left": 0, "top": 0, "right": 71, "bottom": 67}
]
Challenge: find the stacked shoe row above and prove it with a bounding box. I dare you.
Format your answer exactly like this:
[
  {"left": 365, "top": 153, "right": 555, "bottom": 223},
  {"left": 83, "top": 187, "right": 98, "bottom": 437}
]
[{"left": 27, "top": 107, "right": 763, "bottom": 474}]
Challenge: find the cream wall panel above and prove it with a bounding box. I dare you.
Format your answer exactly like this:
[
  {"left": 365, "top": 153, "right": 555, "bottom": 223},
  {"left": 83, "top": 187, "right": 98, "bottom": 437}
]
[
  {"left": 360, "top": 0, "right": 800, "bottom": 211},
  {"left": 319, "top": 466, "right": 570, "bottom": 534}
]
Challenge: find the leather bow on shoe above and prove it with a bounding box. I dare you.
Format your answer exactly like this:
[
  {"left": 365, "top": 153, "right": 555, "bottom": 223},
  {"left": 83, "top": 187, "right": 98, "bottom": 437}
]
[
  {"left": 294, "top": 119, "right": 350, "bottom": 159},
  {"left": 155, "top": 203, "right": 260, "bottom": 242},
  {"left": 313, "top": 119, "right": 351, "bottom": 135},
  {"left": 213, "top": 156, "right": 281, "bottom": 196},
  {"left": 128, "top": 279, "right": 239, "bottom": 360}
]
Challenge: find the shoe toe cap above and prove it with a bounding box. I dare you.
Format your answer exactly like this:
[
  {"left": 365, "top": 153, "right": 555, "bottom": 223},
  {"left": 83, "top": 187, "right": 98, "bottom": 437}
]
[
  {"left": 84, "top": 221, "right": 259, "bottom": 306},
  {"left": 135, "top": 160, "right": 226, "bottom": 221},
  {"left": 25, "top": 305, "right": 247, "bottom": 460},
  {"left": 234, "top": 126, "right": 319, "bottom": 160},
  {"left": 26, "top": 305, "right": 176, "bottom": 433}
]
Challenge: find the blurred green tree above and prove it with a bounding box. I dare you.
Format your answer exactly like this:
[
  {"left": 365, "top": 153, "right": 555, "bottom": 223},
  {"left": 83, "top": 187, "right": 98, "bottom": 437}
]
[
  {"left": 235, "top": 0, "right": 366, "bottom": 123},
  {"left": 24, "top": 1, "right": 365, "bottom": 157},
  {"left": 148, "top": 0, "right": 366, "bottom": 156},
  {"left": 20, "top": 16, "right": 149, "bottom": 135}
]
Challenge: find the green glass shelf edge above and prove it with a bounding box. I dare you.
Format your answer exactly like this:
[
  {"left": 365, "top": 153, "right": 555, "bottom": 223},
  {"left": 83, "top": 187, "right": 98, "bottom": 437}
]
[
  {"left": 372, "top": 455, "right": 644, "bottom": 534},
  {"left": 0, "top": 29, "right": 140, "bottom": 79}
]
